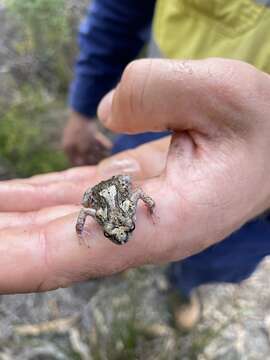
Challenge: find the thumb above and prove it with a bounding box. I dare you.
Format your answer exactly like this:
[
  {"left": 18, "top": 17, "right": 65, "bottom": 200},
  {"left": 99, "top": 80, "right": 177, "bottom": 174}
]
[{"left": 98, "top": 58, "right": 236, "bottom": 136}]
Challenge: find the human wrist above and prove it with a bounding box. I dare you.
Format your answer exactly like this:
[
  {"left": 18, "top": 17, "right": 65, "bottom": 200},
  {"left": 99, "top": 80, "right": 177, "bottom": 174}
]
[
  {"left": 70, "top": 109, "right": 96, "bottom": 122},
  {"left": 69, "top": 76, "right": 96, "bottom": 115}
]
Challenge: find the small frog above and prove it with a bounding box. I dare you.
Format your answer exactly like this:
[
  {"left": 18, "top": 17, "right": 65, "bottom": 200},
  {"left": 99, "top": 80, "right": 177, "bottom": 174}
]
[{"left": 76, "top": 175, "right": 155, "bottom": 245}]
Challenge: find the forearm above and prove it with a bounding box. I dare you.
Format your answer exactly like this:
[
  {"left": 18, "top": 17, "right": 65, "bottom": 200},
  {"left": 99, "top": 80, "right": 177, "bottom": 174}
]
[{"left": 69, "top": 0, "right": 156, "bottom": 118}]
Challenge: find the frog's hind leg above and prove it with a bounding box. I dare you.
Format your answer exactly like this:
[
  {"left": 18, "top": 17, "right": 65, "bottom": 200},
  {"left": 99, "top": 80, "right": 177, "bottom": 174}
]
[
  {"left": 76, "top": 208, "right": 96, "bottom": 237},
  {"left": 131, "top": 189, "right": 155, "bottom": 214}
]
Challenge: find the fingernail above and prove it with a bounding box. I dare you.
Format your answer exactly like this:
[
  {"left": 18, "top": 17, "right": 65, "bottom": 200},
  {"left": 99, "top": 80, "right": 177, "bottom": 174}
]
[
  {"left": 98, "top": 90, "right": 114, "bottom": 123},
  {"left": 98, "top": 158, "right": 142, "bottom": 178}
]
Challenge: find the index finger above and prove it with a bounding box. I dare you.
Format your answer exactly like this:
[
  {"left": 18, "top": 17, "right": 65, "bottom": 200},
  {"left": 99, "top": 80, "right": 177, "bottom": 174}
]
[{"left": 0, "top": 138, "right": 170, "bottom": 212}]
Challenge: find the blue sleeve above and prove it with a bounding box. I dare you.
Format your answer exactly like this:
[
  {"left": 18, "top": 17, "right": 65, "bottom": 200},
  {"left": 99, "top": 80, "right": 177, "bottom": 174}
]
[{"left": 69, "top": 0, "right": 156, "bottom": 118}]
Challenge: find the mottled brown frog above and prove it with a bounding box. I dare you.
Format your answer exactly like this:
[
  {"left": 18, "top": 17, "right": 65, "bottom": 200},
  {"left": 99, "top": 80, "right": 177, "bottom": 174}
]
[{"left": 76, "top": 175, "right": 155, "bottom": 245}]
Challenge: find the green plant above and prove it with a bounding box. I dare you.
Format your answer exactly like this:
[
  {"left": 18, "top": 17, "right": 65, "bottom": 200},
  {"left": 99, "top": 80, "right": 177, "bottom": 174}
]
[
  {"left": 7, "top": 0, "right": 76, "bottom": 93},
  {"left": 0, "top": 87, "right": 69, "bottom": 178}
]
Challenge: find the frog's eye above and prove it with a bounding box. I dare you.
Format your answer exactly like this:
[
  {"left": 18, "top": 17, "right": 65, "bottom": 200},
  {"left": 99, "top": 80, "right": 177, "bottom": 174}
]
[{"left": 104, "top": 232, "right": 110, "bottom": 238}]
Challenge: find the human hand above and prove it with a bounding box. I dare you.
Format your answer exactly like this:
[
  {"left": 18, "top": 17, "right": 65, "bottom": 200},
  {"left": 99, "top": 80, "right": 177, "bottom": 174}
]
[
  {"left": 98, "top": 58, "right": 270, "bottom": 258},
  {"left": 62, "top": 110, "right": 112, "bottom": 166},
  {"left": 2, "top": 57, "right": 270, "bottom": 294}
]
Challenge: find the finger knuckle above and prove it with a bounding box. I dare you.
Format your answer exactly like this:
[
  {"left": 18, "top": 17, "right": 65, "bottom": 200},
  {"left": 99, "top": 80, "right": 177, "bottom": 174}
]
[{"left": 118, "top": 60, "right": 153, "bottom": 126}]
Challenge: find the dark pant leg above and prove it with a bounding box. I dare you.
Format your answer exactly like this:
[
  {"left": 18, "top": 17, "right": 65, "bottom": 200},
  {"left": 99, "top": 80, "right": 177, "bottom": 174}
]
[
  {"left": 168, "top": 217, "right": 270, "bottom": 297},
  {"left": 111, "top": 132, "right": 170, "bottom": 154}
]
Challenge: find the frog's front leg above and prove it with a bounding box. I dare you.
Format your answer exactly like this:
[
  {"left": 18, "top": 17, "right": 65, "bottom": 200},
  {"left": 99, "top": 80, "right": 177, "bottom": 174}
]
[
  {"left": 76, "top": 208, "right": 96, "bottom": 236},
  {"left": 131, "top": 189, "right": 155, "bottom": 214},
  {"left": 82, "top": 188, "right": 93, "bottom": 207}
]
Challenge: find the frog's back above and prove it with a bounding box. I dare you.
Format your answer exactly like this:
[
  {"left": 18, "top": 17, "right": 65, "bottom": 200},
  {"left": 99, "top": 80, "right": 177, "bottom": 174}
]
[
  {"left": 91, "top": 175, "right": 132, "bottom": 209},
  {"left": 90, "top": 179, "right": 111, "bottom": 209}
]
